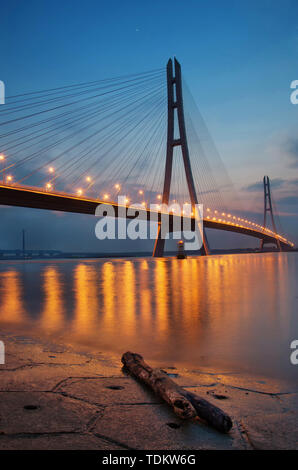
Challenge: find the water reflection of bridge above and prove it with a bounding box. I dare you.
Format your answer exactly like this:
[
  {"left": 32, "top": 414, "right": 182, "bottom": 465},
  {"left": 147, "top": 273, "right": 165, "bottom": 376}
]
[{"left": 0, "top": 254, "right": 294, "bottom": 382}]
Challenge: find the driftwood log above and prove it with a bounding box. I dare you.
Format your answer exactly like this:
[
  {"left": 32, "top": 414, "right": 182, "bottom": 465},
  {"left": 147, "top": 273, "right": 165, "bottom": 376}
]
[{"left": 121, "top": 351, "right": 233, "bottom": 433}]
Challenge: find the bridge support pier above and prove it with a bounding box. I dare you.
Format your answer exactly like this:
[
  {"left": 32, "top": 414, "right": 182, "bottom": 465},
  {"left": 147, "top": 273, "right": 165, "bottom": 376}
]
[
  {"left": 153, "top": 58, "right": 209, "bottom": 257},
  {"left": 153, "top": 223, "right": 165, "bottom": 257},
  {"left": 260, "top": 176, "right": 281, "bottom": 252}
]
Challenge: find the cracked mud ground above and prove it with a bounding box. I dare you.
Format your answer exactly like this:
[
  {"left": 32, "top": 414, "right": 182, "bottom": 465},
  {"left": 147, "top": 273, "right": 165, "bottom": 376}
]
[{"left": 0, "top": 332, "right": 297, "bottom": 450}]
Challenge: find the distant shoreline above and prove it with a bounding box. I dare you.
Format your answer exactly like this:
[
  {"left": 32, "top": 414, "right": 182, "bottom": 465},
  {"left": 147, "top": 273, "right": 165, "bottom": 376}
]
[{"left": 0, "top": 247, "right": 294, "bottom": 261}]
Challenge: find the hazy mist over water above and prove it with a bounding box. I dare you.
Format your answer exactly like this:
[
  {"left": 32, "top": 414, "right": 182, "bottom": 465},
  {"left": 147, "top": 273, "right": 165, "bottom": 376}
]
[{"left": 0, "top": 252, "right": 297, "bottom": 385}]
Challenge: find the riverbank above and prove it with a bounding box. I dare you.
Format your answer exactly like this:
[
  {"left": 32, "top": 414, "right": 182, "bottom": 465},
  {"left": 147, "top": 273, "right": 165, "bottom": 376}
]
[
  {"left": 0, "top": 247, "right": 285, "bottom": 261},
  {"left": 0, "top": 331, "right": 297, "bottom": 450}
]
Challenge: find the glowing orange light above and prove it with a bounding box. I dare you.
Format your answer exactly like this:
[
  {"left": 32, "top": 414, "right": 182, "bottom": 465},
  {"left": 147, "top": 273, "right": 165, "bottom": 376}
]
[
  {"left": 49, "top": 167, "right": 54, "bottom": 173},
  {"left": 138, "top": 190, "right": 143, "bottom": 195},
  {"left": 46, "top": 183, "right": 52, "bottom": 189},
  {"left": 0, "top": 154, "right": 5, "bottom": 161},
  {"left": 77, "top": 189, "right": 83, "bottom": 196},
  {"left": 6, "top": 175, "right": 12, "bottom": 182},
  {"left": 157, "top": 194, "right": 162, "bottom": 200},
  {"left": 103, "top": 194, "right": 109, "bottom": 200},
  {"left": 115, "top": 184, "right": 120, "bottom": 190},
  {"left": 86, "top": 176, "right": 91, "bottom": 182}
]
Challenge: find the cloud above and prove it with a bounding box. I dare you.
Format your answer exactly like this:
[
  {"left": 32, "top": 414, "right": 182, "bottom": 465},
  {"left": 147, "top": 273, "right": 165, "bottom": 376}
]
[
  {"left": 243, "top": 178, "right": 286, "bottom": 192},
  {"left": 277, "top": 196, "right": 298, "bottom": 206},
  {"left": 285, "top": 137, "right": 298, "bottom": 168}
]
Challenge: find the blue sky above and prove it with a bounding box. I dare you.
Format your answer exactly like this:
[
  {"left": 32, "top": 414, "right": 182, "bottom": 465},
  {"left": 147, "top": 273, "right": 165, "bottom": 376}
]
[{"left": 0, "top": 0, "right": 297, "bottom": 250}]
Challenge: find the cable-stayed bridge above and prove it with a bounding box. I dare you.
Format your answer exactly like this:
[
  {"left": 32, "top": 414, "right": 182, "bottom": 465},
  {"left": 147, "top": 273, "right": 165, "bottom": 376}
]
[{"left": 0, "top": 58, "right": 294, "bottom": 254}]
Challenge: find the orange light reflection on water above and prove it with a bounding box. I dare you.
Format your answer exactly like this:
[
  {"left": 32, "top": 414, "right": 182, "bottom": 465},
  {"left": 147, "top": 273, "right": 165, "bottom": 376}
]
[
  {"left": 0, "top": 254, "right": 296, "bottom": 382},
  {"left": 71, "top": 263, "right": 99, "bottom": 340},
  {"left": 40, "top": 266, "right": 64, "bottom": 332},
  {"left": 0, "top": 270, "right": 25, "bottom": 325}
]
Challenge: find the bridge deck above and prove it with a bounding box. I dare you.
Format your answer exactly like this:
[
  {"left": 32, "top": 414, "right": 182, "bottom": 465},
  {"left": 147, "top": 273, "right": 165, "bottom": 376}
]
[{"left": 0, "top": 184, "right": 292, "bottom": 249}]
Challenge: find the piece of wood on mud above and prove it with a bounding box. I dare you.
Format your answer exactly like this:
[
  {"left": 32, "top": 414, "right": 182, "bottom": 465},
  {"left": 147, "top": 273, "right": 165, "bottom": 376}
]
[{"left": 121, "top": 351, "right": 233, "bottom": 433}]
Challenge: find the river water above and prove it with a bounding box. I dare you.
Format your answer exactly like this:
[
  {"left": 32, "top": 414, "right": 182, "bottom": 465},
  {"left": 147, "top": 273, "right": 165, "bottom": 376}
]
[{"left": 0, "top": 252, "right": 297, "bottom": 384}]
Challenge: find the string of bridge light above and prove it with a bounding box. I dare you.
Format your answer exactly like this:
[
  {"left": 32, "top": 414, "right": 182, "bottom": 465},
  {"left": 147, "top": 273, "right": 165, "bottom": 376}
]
[
  {"left": 0, "top": 153, "right": 12, "bottom": 183},
  {"left": 204, "top": 207, "right": 293, "bottom": 246},
  {"left": 0, "top": 156, "right": 293, "bottom": 247},
  {"left": 43, "top": 169, "right": 296, "bottom": 247}
]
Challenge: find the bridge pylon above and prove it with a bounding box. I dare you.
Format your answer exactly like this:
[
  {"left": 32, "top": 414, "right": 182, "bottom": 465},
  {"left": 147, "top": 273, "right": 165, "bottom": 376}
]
[
  {"left": 260, "top": 175, "right": 281, "bottom": 252},
  {"left": 153, "top": 58, "right": 209, "bottom": 257}
]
